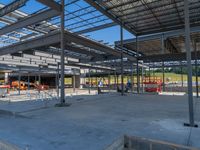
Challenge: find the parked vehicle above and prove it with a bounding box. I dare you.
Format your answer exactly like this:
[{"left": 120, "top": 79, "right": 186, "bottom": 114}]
[{"left": 11, "top": 81, "right": 27, "bottom": 90}]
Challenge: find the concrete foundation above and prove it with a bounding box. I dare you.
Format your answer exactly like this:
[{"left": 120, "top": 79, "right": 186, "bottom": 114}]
[
  {"left": 105, "top": 135, "right": 200, "bottom": 150},
  {"left": 0, "top": 93, "right": 200, "bottom": 150}
]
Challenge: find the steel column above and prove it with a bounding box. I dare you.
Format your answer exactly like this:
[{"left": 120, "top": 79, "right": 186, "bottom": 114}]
[
  {"left": 184, "top": 0, "right": 194, "bottom": 126},
  {"left": 136, "top": 36, "right": 140, "bottom": 93},
  {"left": 114, "top": 65, "right": 117, "bottom": 90},
  {"left": 18, "top": 73, "right": 21, "bottom": 95},
  {"left": 60, "top": 0, "right": 65, "bottom": 104},
  {"left": 117, "top": 75, "right": 119, "bottom": 87},
  {"left": 73, "top": 71, "right": 75, "bottom": 93},
  {"left": 131, "top": 63, "right": 133, "bottom": 93},
  {"left": 120, "top": 25, "right": 124, "bottom": 95},
  {"left": 39, "top": 74, "right": 41, "bottom": 85},
  {"left": 149, "top": 65, "right": 151, "bottom": 81},
  {"left": 95, "top": 69, "right": 98, "bottom": 88},
  {"left": 161, "top": 34, "right": 165, "bottom": 92},
  {"left": 88, "top": 68, "right": 91, "bottom": 94},
  {"left": 56, "top": 63, "right": 59, "bottom": 98},
  {"left": 108, "top": 71, "right": 111, "bottom": 93},
  {"left": 194, "top": 41, "right": 199, "bottom": 98},
  {"left": 141, "top": 61, "right": 144, "bottom": 93},
  {"left": 180, "top": 61, "right": 184, "bottom": 88},
  {"left": 162, "top": 61, "right": 165, "bottom": 92},
  {"left": 28, "top": 74, "right": 30, "bottom": 91}
]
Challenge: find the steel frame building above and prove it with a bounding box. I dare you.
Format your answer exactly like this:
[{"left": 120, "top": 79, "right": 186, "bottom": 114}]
[{"left": 0, "top": 0, "right": 199, "bottom": 127}]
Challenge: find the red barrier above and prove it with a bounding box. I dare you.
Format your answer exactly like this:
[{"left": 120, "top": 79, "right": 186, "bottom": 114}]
[{"left": 143, "top": 77, "right": 162, "bottom": 93}]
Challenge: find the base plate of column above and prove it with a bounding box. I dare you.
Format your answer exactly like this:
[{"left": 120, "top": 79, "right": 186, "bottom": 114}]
[
  {"left": 55, "top": 103, "right": 71, "bottom": 107},
  {"left": 183, "top": 123, "right": 198, "bottom": 128}
]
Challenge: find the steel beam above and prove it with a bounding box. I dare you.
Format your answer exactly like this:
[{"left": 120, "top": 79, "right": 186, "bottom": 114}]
[
  {"left": 116, "top": 26, "right": 200, "bottom": 46},
  {"left": 76, "top": 22, "right": 117, "bottom": 34},
  {"left": 67, "top": 63, "right": 114, "bottom": 71},
  {"left": 140, "top": 51, "right": 200, "bottom": 62},
  {"left": 36, "top": 0, "right": 62, "bottom": 12},
  {"left": 84, "top": 0, "right": 136, "bottom": 35},
  {"left": 64, "top": 31, "right": 136, "bottom": 61},
  {"left": 66, "top": 45, "right": 103, "bottom": 57},
  {"left": 0, "top": 9, "right": 60, "bottom": 35},
  {"left": 0, "top": 31, "right": 60, "bottom": 55},
  {"left": 0, "top": 0, "right": 28, "bottom": 17},
  {"left": 0, "top": 30, "right": 135, "bottom": 62}
]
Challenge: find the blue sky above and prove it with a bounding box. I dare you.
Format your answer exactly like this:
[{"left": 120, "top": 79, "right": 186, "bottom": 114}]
[{"left": 1, "top": 0, "right": 134, "bottom": 45}]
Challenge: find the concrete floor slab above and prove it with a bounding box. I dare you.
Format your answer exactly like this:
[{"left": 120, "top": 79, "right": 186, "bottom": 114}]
[{"left": 0, "top": 94, "right": 199, "bottom": 150}]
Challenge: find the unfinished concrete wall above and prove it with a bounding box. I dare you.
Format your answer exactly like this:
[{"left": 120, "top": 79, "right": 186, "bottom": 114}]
[{"left": 105, "top": 135, "right": 200, "bottom": 150}]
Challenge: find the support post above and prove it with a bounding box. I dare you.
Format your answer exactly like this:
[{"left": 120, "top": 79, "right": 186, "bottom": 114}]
[
  {"left": 161, "top": 34, "right": 165, "bottom": 92},
  {"left": 136, "top": 36, "right": 140, "bottom": 93},
  {"left": 162, "top": 61, "right": 165, "bottom": 92},
  {"left": 149, "top": 65, "right": 151, "bottom": 81},
  {"left": 194, "top": 40, "right": 199, "bottom": 98},
  {"left": 56, "top": 63, "right": 59, "bottom": 98},
  {"left": 28, "top": 74, "right": 30, "bottom": 91},
  {"left": 133, "top": 72, "right": 135, "bottom": 91},
  {"left": 60, "top": 0, "right": 65, "bottom": 104},
  {"left": 55, "top": 0, "right": 71, "bottom": 107},
  {"left": 131, "top": 63, "right": 133, "bottom": 93},
  {"left": 114, "top": 65, "right": 117, "bottom": 90},
  {"left": 184, "top": 0, "right": 195, "bottom": 127},
  {"left": 95, "top": 69, "right": 98, "bottom": 88},
  {"left": 117, "top": 75, "right": 119, "bottom": 87},
  {"left": 73, "top": 71, "right": 75, "bottom": 93},
  {"left": 4, "top": 73, "right": 8, "bottom": 84},
  {"left": 180, "top": 61, "right": 184, "bottom": 88},
  {"left": 88, "top": 68, "right": 91, "bottom": 94},
  {"left": 108, "top": 71, "right": 111, "bottom": 92},
  {"left": 120, "top": 25, "right": 124, "bottom": 95},
  {"left": 39, "top": 74, "right": 41, "bottom": 85},
  {"left": 141, "top": 61, "right": 144, "bottom": 93},
  {"left": 18, "top": 73, "right": 21, "bottom": 95}
]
